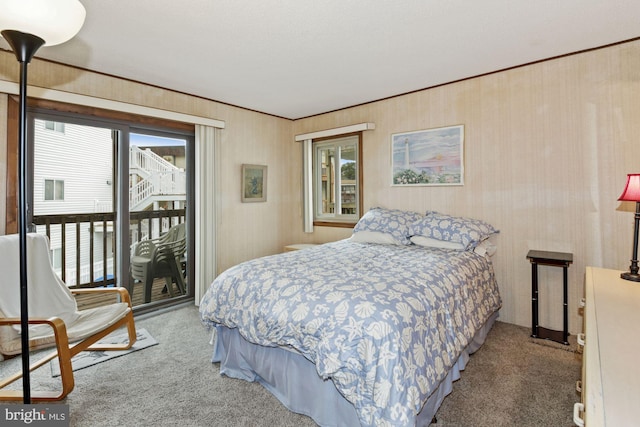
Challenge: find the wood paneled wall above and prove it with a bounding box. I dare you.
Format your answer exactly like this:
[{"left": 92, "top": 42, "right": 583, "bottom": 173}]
[
  {"left": 1, "top": 39, "right": 639, "bottom": 332},
  {"left": 293, "top": 40, "right": 640, "bottom": 333}
]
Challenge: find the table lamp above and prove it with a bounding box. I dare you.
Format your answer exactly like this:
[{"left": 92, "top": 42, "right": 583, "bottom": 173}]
[{"left": 618, "top": 173, "right": 640, "bottom": 282}]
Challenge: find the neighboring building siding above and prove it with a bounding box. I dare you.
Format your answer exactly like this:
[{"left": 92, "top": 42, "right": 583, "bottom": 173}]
[
  {"left": 33, "top": 119, "right": 113, "bottom": 216},
  {"left": 33, "top": 119, "right": 114, "bottom": 285}
]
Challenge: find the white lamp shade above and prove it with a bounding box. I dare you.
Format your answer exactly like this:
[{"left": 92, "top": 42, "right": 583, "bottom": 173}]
[{"left": 0, "top": 0, "right": 86, "bottom": 46}]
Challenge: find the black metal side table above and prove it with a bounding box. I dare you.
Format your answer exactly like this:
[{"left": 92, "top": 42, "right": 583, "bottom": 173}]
[{"left": 526, "top": 250, "right": 573, "bottom": 345}]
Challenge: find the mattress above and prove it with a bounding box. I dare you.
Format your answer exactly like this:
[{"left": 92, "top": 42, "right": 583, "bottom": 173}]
[
  {"left": 200, "top": 239, "right": 502, "bottom": 426},
  {"left": 211, "top": 311, "right": 499, "bottom": 426}
]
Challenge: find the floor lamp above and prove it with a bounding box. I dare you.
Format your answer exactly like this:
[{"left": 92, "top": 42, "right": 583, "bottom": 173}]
[{"left": 0, "top": 0, "right": 85, "bottom": 403}]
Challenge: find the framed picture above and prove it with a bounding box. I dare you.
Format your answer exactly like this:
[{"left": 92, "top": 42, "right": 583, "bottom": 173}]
[
  {"left": 391, "top": 125, "right": 464, "bottom": 186},
  {"left": 241, "top": 164, "right": 267, "bottom": 202}
]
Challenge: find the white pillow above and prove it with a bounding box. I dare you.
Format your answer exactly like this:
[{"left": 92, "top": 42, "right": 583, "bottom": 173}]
[
  {"left": 473, "top": 239, "right": 497, "bottom": 257},
  {"left": 350, "top": 231, "right": 399, "bottom": 245},
  {"left": 410, "top": 235, "right": 465, "bottom": 250}
]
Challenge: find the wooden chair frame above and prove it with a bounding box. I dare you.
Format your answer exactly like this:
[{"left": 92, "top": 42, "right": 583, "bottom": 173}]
[{"left": 0, "top": 287, "right": 136, "bottom": 402}]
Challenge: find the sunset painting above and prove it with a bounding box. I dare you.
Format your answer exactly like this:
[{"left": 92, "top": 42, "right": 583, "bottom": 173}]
[{"left": 391, "top": 125, "right": 464, "bottom": 186}]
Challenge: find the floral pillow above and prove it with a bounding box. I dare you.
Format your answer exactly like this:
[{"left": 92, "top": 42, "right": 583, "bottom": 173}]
[
  {"left": 408, "top": 212, "right": 498, "bottom": 250},
  {"left": 352, "top": 207, "right": 423, "bottom": 245}
]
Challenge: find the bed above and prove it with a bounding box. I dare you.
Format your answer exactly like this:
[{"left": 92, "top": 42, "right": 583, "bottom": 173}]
[{"left": 200, "top": 208, "right": 502, "bottom": 426}]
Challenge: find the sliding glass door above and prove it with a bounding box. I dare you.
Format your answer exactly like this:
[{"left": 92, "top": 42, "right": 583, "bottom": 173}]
[
  {"left": 29, "top": 109, "right": 194, "bottom": 311},
  {"left": 128, "top": 131, "right": 189, "bottom": 304}
]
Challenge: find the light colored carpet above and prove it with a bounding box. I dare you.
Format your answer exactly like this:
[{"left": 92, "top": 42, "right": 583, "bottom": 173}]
[
  {"left": 433, "top": 320, "right": 581, "bottom": 426},
  {"left": 50, "top": 328, "right": 157, "bottom": 377},
  {"left": 0, "top": 305, "right": 581, "bottom": 426},
  {"left": 528, "top": 333, "right": 579, "bottom": 353}
]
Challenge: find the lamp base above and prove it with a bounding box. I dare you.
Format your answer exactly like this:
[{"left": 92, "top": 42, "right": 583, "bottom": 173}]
[{"left": 620, "top": 271, "right": 640, "bottom": 282}]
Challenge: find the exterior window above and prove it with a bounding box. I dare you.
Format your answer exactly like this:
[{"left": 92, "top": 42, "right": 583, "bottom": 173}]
[
  {"left": 313, "top": 134, "right": 360, "bottom": 223},
  {"left": 44, "top": 121, "right": 65, "bottom": 133},
  {"left": 50, "top": 248, "right": 62, "bottom": 270},
  {"left": 44, "top": 179, "right": 64, "bottom": 201}
]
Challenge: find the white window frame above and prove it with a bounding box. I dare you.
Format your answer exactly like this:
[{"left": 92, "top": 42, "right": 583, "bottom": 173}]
[
  {"left": 44, "top": 120, "right": 65, "bottom": 133},
  {"left": 296, "top": 123, "right": 375, "bottom": 233},
  {"left": 44, "top": 178, "right": 65, "bottom": 201},
  {"left": 313, "top": 136, "right": 359, "bottom": 223},
  {"left": 50, "top": 247, "right": 62, "bottom": 270}
]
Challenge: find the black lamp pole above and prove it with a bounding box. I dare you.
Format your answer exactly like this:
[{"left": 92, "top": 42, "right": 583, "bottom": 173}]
[{"left": 2, "top": 29, "right": 45, "bottom": 404}]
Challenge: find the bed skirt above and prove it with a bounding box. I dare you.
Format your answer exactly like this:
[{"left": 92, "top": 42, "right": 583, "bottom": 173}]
[{"left": 211, "top": 311, "right": 499, "bottom": 426}]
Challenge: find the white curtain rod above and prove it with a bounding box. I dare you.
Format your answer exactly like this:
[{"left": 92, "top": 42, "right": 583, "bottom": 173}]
[
  {"left": 0, "top": 80, "right": 225, "bottom": 129},
  {"left": 295, "top": 122, "right": 375, "bottom": 141}
]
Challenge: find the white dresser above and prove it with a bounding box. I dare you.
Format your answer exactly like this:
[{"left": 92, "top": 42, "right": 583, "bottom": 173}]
[{"left": 575, "top": 267, "right": 640, "bottom": 426}]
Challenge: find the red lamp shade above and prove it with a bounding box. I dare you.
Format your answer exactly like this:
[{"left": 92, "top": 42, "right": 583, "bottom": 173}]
[{"left": 618, "top": 174, "right": 640, "bottom": 202}]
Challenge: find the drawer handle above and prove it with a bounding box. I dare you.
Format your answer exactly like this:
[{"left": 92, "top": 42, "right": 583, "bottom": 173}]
[
  {"left": 579, "top": 297, "right": 585, "bottom": 308},
  {"left": 573, "top": 402, "right": 585, "bottom": 427},
  {"left": 577, "top": 333, "right": 585, "bottom": 347},
  {"left": 576, "top": 380, "right": 582, "bottom": 393}
]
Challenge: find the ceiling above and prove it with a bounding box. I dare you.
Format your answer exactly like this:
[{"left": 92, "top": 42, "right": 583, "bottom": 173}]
[{"left": 2, "top": 0, "right": 639, "bottom": 120}]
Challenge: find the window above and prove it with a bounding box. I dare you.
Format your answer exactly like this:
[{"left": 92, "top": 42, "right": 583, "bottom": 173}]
[
  {"left": 44, "top": 179, "right": 64, "bottom": 200},
  {"left": 313, "top": 134, "right": 361, "bottom": 224},
  {"left": 297, "top": 123, "right": 373, "bottom": 232},
  {"left": 50, "top": 247, "right": 62, "bottom": 270},
  {"left": 44, "top": 120, "right": 65, "bottom": 133}
]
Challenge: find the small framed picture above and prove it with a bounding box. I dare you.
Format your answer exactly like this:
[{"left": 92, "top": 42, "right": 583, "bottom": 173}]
[
  {"left": 241, "top": 164, "right": 267, "bottom": 202},
  {"left": 391, "top": 125, "right": 464, "bottom": 186}
]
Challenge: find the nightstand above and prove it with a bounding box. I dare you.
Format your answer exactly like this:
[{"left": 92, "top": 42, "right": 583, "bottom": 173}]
[
  {"left": 526, "top": 249, "right": 573, "bottom": 345},
  {"left": 284, "top": 244, "right": 318, "bottom": 252}
]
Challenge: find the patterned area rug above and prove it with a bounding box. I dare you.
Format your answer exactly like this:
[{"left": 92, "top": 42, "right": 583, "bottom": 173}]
[{"left": 50, "top": 328, "right": 158, "bottom": 377}]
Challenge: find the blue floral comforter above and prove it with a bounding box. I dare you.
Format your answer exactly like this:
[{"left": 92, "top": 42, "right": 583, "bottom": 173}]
[{"left": 199, "top": 239, "right": 502, "bottom": 426}]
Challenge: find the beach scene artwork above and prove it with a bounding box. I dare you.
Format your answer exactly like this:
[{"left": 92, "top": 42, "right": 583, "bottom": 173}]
[{"left": 391, "top": 125, "right": 464, "bottom": 186}]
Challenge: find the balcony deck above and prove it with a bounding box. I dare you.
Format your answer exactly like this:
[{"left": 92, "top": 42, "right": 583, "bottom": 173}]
[{"left": 74, "top": 277, "right": 184, "bottom": 311}]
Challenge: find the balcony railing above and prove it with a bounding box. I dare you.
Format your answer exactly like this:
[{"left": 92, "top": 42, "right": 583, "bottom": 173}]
[{"left": 33, "top": 208, "right": 185, "bottom": 289}]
